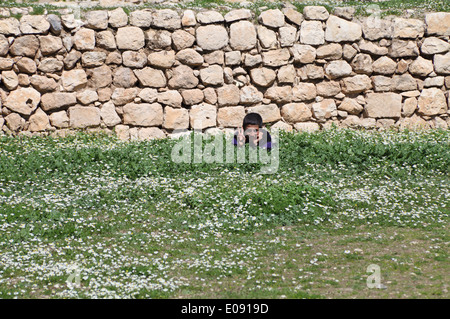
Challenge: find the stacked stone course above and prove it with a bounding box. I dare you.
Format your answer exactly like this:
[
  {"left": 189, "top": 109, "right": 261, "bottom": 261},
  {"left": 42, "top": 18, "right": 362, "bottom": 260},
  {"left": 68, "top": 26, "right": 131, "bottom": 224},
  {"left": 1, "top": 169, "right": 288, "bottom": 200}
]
[{"left": 0, "top": 6, "right": 449, "bottom": 139}]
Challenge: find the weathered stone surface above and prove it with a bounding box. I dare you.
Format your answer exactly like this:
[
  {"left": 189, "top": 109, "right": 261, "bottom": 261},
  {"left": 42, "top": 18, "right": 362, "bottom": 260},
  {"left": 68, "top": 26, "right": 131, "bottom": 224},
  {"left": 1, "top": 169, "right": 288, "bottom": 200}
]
[
  {"left": 181, "top": 10, "right": 197, "bottom": 27},
  {"left": 84, "top": 11, "right": 109, "bottom": 30},
  {"left": 290, "top": 44, "right": 316, "bottom": 64},
  {"left": 5, "top": 87, "right": 41, "bottom": 115},
  {"left": 225, "top": 9, "right": 252, "bottom": 23},
  {"left": 30, "top": 75, "right": 58, "bottom": 92},
  {"left": 196, "top": 25, "right": 229, "bottom": 51},
  {"left": 361, "top": 17, "right": 393, "bottom": 41},
  {"left": 123, "top": 102, "right": 163, "bottom": 126},
  {"left": 304, "top": 6, "right": 329, "bottom": 21},
  {"left": 338, "top": 98, "right": 363, "bottom": 115},
  {"left": 100, "top": 101, "right": 121, "bottom": 127},
  {"left": 247, "top": 104, "right": 281, "bottom": 123},
  {"left": 61, "top": 69, "right": 88, "bottom": 91},
  {"left": 351, "top": 53, "right": 373, "bottom": 74},
  {"left": 138, "top": 88, "right": 158, "bottom": 103},
  {"left": 262, "top": 49, "right": 290, "bottom": 67},
  {"left": 316, "top": 43, "right": 342, "bottom": 60},
  {"left": 292, "top": 83, "right": 317, "bottom": 101},
  {"left": 138, "top": 127, "right": 166, "bottom": 140},
  {"left": 343, "top": 44, "right": 357, "bottom": 61},
  {"left": 425, "top": 12, "right": 450, "bottom": 36},
  {"left": 257, "top": 26, "right": 278, "bottom": 49},
  {"left": 69, "top": 106, "right": 101, "bottom": 128},
  {"left": 199, "top": 65, "right": 224, "bottom": 86},
  {"left": 122, "top": 51, "right": 147, "bottom": 68},
  {"left": 116, "top": 27, "right": 145, "bottom": 50},
  {"left": 0, "top": 18, "right": 21, "bottom": 36},
  {"left": 0, "top": 35, "right": 8, "bottom": 56},
  {"left": 29, "top": 108, "right": 50, "bottom": 132},
  {"left": 393, "top": 74, "right": 417, "bottom": 91},
  {"left": 393, "top": 18, "right": 425, "bottom": 38},
  {"left": 264, "top": 86, "right": 292, "bottom": 104},
  {"left": 130, "top": 9, "right": 153, "bottom": 28},
  {"left": 10, "top": 35, "right": 39, "bottom": 57},
  {"left": 0, "top": 57, "right": 14, "bottom": 70},
  {"left": 434, "top": 53, "right": 450, "bottom": 75},
  {"left": 294, "top": 122, "right": 320, "bottom": 132},
  {"left": 364, "top": 93, "right": 402, "bottom": 118},
  {"left": 20, "top": 15, "right": 50, "bottom": 34},
  {"left": 152, "top": 9, "right": 181, "bottom": 30},
  {"left": 37, "top": 58, "right": 63, "bottom": 73},
  {"left": 372, "top": 56, "right": 397, "bottom": 75},
  {"left": 146, "top": 29, "right": 172, "bottom": 50},
  {"left": 172, "top": 30, "right": 195, "bottom": 51},
  {"left": 190, "top": 103, "right": 217, "bottom": 129},
  {"left": 340, "top": 75, "right": 372, "bottom": 94},
  {"left": 270, "top": 121, "right": 293, "bottom": 133},
  {"left": 134, "top": 67, "right": 166, "bottom": 88},
  {"left": 277, "top": 64, "right": 296, "bottom": 84},
  {"left": 225, "top": 51, "right": 241, "bottom": 66},
  {"left": 281, "top": 103, "right": 312, "bottom": 122},
  {"left": 197, "top": 11, "right": 224, "bottom": 24},
  {"left": 372, "top": 75, "right": 394, "bottom": 92},
  {"left": 163, "top": 106, "right": 189, "bottom": 130},
  {"left": 112, "top": 88, "right": 139, "bottom": 106},
  {"left": 76, "top": 90, "right": 98, "bottom": 105},
  {"left": 417, "top": 88, "right": 447, "bottom": 116},
  {"left": 147, "top": 50, "right": 175, "bottom": 69},
  {"left": 181, "top": 89, "right": 203, "bottom": 106},
  {"left": 203, "top": 87, "right": 217, "bottom": 104},
  {"left": 5, "top": 113, "right": 25, "bottom": 131},
  {"left": 168, "top": 65, "right": 199, "bottom": 89},
  {"left": 316, "top": 81, "right": 341, "bottom": 97},
  {"left": 250, "top": 68, "right": 276, "bottom": 87},
  {"left": 108, "top": 8, "right": 128, "bottom": 28},
  {"left": 87, "top": 65, "right": 112, "bottom": 88},
  {"left": 41, "top": 92, "right": 77, "bottom": 111},
  {"left": 282, "top": 7, "right": 304, "bottom": 26},
  {"left": 333, "top": 7, "right": 355, "bottom": 21},
  {"left": 63, "top": 51, "right": 82, "bottom": 69},
  {"left": 16, "top": 57, "right": 37, "bottom": 74},
  {"left": 157, "top": 90, "right": 183, "bottom": 108},
  {"left": 217, "top": 84, "right": 240, "bottom": 107},
  {"left": 304, "top": 64, "right": 325, "bottom": 80},
  {"left": 389, "top": 39, "right": 419, "bottom": 58},
  {"left": 409, "top": 56, "right": 434, "bottom": 76},
  {"left": 49, "top": 110, "right": 69, "bottom": 128},
  {"left": 325, "top": 60, "right": 352, "bottom": 79},
  {"left": 1, "top": 70, "right": 18, "bottom": 90},
  {"left": 312, "top": 99, "right": 337, "bottom": 120},
  {"left": 424, "top": 76, "right": 444, "bottom": 88},
  {"left": 240, "top": 86, "right": 263, "bottom": 105},
  {"left": 244, "top": 54, "right": 262, "bottom": 67},
  {"left": 359, "top": 40, "right": 389, "bottom": 56},
  {"left": 217, "top": 106, "right": 245, "bottom": 127},
  {"left": 39, "top": 35, "right": 63, "bottom": 55},
  {"left": 398, "top": 114, "right": 431, "bottom": 130},
  {"left": 176, "top": 49, "right": 204, "bottom": 66},
  {"left": 96, "top": 31, "right": 116, "bottom": 50},
  {"left": 326, "top": 15, "right": 362, "bottom": 42},
  {"left": 279, "top": 26, "right": 297, "bottom": 47},
  {"left": 421, "top": 37, "right": 450, "bottom": 55},
  {"left": 81, "top": 52, "right": 107, "bottom": 68},
  {"left": 258, "top": 9, "right": 285, "bottom": 28},
  {"left": 300, "top": 21, "right": 325, "bottom": 45},
  {"left": 230, "top": 21, "right": 257, "bottom": 51},
  {"left": 74, "top": 28, "right": 96, "bottom": 51},
  {"left": 402, "top": 97, "right": 417, "bottom": 117}
]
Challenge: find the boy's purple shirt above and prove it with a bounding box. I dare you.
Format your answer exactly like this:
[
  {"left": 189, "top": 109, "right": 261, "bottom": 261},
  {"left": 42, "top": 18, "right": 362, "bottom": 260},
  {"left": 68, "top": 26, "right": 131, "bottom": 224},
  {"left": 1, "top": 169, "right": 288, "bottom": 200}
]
[{"left": 232, "top": 128, "right": 272, "bottom": 150}]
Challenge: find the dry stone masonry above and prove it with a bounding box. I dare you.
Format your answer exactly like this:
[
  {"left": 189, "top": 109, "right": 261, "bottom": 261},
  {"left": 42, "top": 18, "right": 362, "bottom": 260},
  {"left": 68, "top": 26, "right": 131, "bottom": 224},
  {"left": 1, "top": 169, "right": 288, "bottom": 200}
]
[{"left": 0, "top": 6, "right": 449, "bottom": 140}]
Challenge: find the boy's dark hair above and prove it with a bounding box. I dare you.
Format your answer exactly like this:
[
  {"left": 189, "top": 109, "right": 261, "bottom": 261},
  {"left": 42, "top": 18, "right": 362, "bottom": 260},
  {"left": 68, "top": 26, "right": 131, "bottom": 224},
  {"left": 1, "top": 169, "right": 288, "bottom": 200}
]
[{"left": 243, "top": 113, "right": 263, "bottom": 129}]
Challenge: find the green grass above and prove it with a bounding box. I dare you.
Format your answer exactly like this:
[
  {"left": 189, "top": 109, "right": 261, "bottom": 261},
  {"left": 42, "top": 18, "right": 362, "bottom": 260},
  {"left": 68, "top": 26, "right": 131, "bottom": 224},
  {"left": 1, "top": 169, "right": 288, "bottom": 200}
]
[
  {"left": 0, "top": 128, "right": 448, "bottom": 299},
  {"left": 0, "top": 0, "right": 448, "bottom": 18}
]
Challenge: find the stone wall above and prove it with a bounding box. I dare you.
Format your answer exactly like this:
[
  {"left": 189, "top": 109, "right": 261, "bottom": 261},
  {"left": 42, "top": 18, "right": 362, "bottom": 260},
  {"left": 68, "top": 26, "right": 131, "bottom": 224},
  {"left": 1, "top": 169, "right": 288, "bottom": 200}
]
[{"left": 0, "top": 6, "right": 449, "bottom": 140}]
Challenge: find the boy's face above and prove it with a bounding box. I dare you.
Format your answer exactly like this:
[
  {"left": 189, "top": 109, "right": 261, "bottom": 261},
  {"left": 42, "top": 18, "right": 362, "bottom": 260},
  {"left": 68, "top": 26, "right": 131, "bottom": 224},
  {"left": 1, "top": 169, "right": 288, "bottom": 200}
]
[{"left": 244, "top": 124, "right": 259, "bottom": 139}]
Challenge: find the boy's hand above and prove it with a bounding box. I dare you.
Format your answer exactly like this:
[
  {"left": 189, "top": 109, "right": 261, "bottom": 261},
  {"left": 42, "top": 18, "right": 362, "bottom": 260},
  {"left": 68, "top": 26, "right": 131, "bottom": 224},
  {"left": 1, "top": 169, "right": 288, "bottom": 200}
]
[{"left": 237, "top": 127, "right": 245, "bottom": 146}]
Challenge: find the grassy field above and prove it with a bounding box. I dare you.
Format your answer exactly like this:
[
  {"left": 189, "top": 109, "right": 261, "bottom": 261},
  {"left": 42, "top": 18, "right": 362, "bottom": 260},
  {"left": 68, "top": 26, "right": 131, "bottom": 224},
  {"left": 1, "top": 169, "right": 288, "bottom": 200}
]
[
  {"left": 0, "top": 127, "right": 448, "bottom": 299},
  {"left": 0, "top": 0, "right": 449, "bottom": 19}
]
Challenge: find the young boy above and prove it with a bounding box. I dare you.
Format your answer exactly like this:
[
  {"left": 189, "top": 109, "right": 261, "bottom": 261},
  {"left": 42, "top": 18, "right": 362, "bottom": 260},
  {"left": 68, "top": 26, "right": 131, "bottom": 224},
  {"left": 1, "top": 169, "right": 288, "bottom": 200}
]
[{"left": 233, "top": 113, "right": 272, "bottom": 151}]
